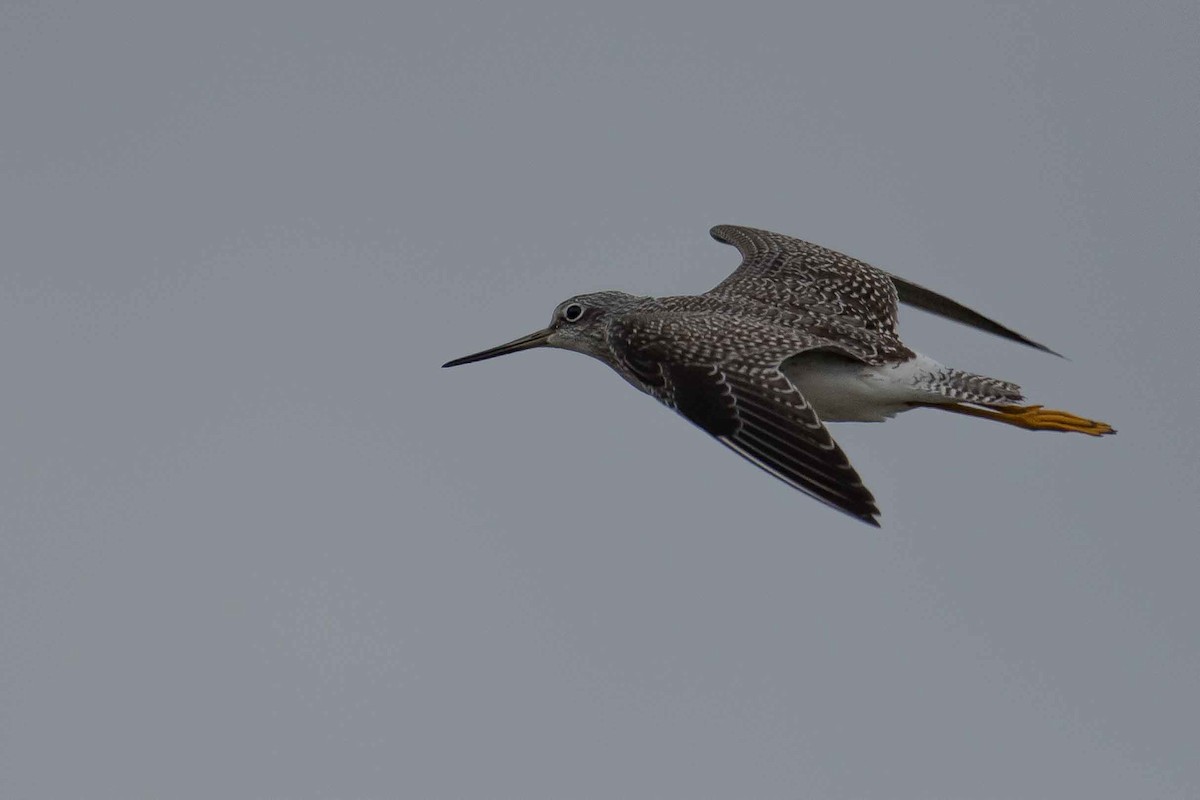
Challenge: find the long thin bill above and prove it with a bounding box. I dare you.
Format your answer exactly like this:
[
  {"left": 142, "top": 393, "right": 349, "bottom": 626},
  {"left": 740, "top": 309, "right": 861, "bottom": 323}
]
[{"left": 441, "top": 328, "right": 552, "bottom": 368}]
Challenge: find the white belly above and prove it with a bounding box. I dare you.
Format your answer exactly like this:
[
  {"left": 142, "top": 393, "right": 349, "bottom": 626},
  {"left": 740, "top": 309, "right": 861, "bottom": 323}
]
[{"left": 782, "top": 351, "right": 945, "bottom": 422}]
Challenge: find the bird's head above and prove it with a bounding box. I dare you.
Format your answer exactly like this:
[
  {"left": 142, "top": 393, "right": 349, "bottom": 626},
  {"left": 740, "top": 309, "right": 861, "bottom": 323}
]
[{"left": 442, "top": 290, "right": 641, "bottom": 367}]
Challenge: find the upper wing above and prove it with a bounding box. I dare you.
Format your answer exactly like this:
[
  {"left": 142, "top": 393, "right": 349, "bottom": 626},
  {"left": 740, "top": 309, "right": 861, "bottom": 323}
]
[
  {"left": 615, "top": 328, "right": 881, "bottom": 526},
  {"left": 708, "top": 224, "right": 1059, "bottom": 356},
  {"left": 706, "top": 224, "right": 901, "bottom": 336}
]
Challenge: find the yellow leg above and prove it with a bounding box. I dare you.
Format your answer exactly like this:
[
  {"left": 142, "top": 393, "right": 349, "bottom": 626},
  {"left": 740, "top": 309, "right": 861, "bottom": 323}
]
[{"left": 921, "top": 402, "right": 1116, "bottom": 436}]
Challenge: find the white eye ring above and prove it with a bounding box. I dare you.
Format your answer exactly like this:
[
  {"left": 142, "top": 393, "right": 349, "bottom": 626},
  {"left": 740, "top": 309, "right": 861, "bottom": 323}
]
[{"left": 562, "top": 303, "right": 584, "bottom": 322}]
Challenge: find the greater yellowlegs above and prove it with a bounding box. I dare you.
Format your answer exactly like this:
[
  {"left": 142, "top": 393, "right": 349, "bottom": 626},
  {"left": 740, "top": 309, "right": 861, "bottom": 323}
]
[{"left": 443, "top": 225, "right": 1114, "bottom": 526}]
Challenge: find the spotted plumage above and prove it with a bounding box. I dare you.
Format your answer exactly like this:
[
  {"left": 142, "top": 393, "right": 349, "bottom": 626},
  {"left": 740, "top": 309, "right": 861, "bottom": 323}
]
[{"left": 444, "top": 225, "right": 1114, "bottom": 526}]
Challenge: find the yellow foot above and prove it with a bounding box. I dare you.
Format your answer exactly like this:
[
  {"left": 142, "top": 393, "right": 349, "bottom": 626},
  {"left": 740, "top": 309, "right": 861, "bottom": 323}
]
[
  {"left": 991, "top": 404, "right": 1115, "bottom": 435},
  {"left": 929, "top": 403, "right": 1116, "bottom": 436}
]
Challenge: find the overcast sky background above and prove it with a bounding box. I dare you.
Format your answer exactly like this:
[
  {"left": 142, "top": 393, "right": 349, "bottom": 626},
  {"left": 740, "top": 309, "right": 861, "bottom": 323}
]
[{"left": 1, "top": 2, "right": 1197, "bottom": 798}]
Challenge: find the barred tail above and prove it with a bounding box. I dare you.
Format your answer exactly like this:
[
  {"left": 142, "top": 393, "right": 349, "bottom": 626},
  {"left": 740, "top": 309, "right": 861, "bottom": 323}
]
[{"left": 925, "top": 368, "right": 1024, "bottom": 407}]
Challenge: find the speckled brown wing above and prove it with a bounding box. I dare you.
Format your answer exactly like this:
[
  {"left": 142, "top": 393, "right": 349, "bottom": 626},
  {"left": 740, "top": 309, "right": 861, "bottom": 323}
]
[
  {"left": 706, "top": 225, "right": 902, "bottom": 335},
  {"left": 707, "top": 224, "right": 1059, "bottom": 355}
]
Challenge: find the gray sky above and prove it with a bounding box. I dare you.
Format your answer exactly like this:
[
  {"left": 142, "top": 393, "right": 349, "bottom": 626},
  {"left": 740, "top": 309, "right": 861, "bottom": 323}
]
[{"left": 2, "top": 2, "right": 1197, "bottom": 798}]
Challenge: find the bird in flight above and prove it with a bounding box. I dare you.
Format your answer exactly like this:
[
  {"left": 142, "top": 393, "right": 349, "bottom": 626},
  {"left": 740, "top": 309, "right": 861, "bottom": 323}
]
[{"left": 443, "top": 225, "right": 1113, "bottom": 526}]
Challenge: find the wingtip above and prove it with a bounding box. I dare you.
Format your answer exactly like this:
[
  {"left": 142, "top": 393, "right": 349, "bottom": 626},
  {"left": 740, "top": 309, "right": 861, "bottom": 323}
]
[
  {"left": 1033, "top": 341, "right": 1068, "bottom": 360},
  {"left": 841, "top": 500, "right": 882, "bottom": 528}
]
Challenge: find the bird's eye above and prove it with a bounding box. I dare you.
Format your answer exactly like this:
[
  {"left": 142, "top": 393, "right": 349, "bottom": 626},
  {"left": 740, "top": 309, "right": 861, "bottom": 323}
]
[{"left": 562, "top": 303, "right": 584, "bottom": 322}]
